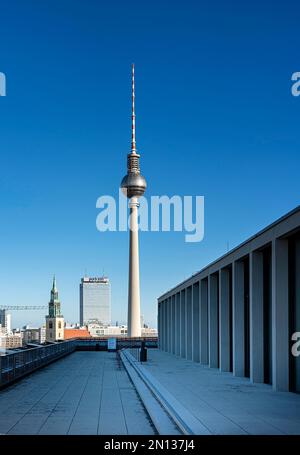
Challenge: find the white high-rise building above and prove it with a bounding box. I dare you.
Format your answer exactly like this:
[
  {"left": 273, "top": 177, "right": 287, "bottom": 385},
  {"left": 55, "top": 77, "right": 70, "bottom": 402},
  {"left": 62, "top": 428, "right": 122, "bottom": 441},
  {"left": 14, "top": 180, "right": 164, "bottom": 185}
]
[
  {"left": 6, "top": 313, "right": 11, "bottom": 335},
  {"left": 80, "top": 277, "right": 111, "bottom": 325}
]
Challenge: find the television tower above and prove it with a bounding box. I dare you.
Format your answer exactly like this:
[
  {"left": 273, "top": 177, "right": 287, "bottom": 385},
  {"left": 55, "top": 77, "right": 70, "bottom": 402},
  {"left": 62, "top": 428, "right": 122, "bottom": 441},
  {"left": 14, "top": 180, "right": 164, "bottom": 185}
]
[{"left": 121, "top": 64, "right": 147, "bottom": 337}]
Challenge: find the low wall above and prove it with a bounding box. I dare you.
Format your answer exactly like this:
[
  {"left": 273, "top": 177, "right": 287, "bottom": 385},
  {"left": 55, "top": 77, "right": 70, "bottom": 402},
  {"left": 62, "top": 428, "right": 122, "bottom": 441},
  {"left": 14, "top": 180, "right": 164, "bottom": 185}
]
[{"left": 0, "top": 337, "right": 158, "bottom": 388}]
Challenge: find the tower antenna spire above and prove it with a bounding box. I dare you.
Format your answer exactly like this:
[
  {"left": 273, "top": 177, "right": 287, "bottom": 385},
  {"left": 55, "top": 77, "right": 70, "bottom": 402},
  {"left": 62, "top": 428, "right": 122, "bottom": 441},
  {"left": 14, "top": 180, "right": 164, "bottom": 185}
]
[
  {"left": 131, "top": 63, "right": 136, "bottom": 154},
  {"left": 121, "top": 64, "right": 147, "bottom": 338}
]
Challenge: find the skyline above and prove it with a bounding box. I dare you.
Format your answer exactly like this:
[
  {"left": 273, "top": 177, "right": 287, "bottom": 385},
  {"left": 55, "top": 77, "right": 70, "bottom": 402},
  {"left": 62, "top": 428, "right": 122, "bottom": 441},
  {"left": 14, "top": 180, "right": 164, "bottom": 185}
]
[{"left": 0, "top": 0, "right": 300, "bottom": 328}]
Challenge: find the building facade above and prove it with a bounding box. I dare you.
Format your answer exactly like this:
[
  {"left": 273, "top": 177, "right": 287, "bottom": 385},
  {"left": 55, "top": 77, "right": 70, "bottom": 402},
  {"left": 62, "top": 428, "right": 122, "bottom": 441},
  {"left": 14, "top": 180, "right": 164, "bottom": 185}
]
[
  {"left": 88, "top": 323, "right": 127, "bottom": 337},
  {"left": 0, "top": 309, "right": 11, "bottom": 335},
  {"left": 79, "top": 277, "right": 111, "bottom": 326},
  {"left": 0, "top": 333, "right": 22, "bottom": 349},
  {"left": 22, "top": 327, "right": 46, "bottom": 345},
  {"left": 158, "top": 206, "right": 300, "bottom": 394},
  {"left": 87, "top": 323, "right": 157, "bottom": 337},
  {"left": 45, "top": 277, "right": 64, "bottom": 342},
  {"left": 64, "top": 327, "right": 91, "bottom": 339}
]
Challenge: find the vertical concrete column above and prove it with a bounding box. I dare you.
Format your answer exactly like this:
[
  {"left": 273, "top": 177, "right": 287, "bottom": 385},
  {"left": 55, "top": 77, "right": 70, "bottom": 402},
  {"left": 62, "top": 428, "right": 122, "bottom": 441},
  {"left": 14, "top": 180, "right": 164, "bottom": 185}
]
[
  {"left": 168, "top": 298, "right": 171, "bottom": 352},
  {"left": 294, "top": 238, "right": 300, "bottom": 392},
  {"left": 249, "top": 250, "right": 264, "bottom": 383},
  {"left": 200, "top": 278, "right": 209, "bottom": 364},
  {"left": 180, "top": 289, "right": 186, "bottom": 358},
  {"left": 175, "top": 292, "right": 181, "bottom": 356},
  {"left": 193, "top": 282, "right": 200, "bottom": 362},
  {"left": 186, "top": 286, "right": 193, "bottom": 360},
  {"left": 172, "top": 295, "right": 176, "bottom": 355},
  {"left": 208, "top": 274, "right": 219, "bottom": 368},
  {"left": 158, "top": 302, "right": 161, "bottom": 350},
  {"left": 233, "top": 260, "right": 245, "bottom": 377},
  {"left": 166, "top": 297, "right": 170, "bottom": 352},
  {"left": 163, "top": 300, "right": 167, "bottom": 351},
  {"left": 127, "top": 197, "right": 141, "bottom": 337},
  {"left": 219, "top": 268, "right": 231, "bottom": 372},
  {"left": 272, "top": 238, "right": 289, "bottom": 391},
  {"left": 160, "top": 301, "right": 163, "bottom": 350},
  {"left": 168, "top": 297, "right": 171, "bottom": 353},
  {"left": 165, "top": 299, "right": 169, "bottom": 352},
  {"left": 169, "top": 296, "right": 172, "bottom": 353}
]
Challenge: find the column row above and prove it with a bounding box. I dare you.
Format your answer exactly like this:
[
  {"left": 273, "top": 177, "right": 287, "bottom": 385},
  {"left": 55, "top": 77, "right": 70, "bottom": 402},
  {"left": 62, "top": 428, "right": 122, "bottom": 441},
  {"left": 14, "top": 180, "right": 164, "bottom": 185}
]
[{"left": 158, "top": 236, "right": 300, "bottom": 392}]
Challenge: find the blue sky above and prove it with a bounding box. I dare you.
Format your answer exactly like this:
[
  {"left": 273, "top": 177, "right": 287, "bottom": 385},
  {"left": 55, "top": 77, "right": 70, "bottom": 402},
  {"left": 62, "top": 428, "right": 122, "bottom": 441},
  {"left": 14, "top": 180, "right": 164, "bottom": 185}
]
[{"left": 0, "top": 0, "right": 299, "bottom": 328}]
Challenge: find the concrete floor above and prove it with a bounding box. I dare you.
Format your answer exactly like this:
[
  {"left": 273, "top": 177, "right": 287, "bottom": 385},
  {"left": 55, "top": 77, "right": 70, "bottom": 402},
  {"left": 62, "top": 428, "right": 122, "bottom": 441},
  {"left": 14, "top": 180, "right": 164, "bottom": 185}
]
[
  {"left": 142, "top": 350, "right": 300, "bottom": 435},
  {"left": 0, "top": 351, "right": 155, "bottom": 435}
]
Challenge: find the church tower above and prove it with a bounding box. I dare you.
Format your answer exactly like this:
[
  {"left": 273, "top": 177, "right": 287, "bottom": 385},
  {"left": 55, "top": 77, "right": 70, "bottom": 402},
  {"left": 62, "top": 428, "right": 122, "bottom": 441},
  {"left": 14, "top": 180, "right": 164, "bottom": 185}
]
[{"left": 46, "top": 276, "right": 64, "bottom": 342}]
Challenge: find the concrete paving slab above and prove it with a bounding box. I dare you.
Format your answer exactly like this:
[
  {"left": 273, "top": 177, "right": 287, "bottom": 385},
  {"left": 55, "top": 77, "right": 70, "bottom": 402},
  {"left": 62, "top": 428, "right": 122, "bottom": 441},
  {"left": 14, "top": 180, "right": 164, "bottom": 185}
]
[{"left": 0, "top": 352, "right": 155, "bottom": 435}]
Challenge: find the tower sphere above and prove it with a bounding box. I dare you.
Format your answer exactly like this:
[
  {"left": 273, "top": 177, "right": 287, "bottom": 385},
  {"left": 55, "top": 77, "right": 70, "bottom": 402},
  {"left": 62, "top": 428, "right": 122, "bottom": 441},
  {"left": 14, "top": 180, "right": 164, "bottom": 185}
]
[
  {"left": 121, "top": 172, "right": 147, "bottom": 199},
  {"left": 120, "top": 63, "right": 147, "bottom": 200}
]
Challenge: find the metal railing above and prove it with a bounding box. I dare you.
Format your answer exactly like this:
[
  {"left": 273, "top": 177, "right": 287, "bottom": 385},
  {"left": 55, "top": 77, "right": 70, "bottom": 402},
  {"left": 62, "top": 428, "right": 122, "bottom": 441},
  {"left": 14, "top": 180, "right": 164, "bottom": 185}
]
[
  {"left": 0, "top": 337, "right": 157, "bottom": 388},
  {"left": 76, "top": 337, "right": 157, "bottom": 350},
  {"left": 0, "top": 340, "right": 76, "bottom": 388}
]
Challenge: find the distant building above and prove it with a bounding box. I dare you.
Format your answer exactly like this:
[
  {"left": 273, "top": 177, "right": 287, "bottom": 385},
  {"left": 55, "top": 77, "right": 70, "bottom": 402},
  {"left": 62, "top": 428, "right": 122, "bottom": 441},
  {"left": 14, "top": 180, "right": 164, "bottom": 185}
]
[
  {"left": 87, "top": 323, "right": 157, "bottom": 337},
  {"left": 88, "top": 323, "right": 127, "bottom": 337},
  {"left": 79, "top": 276, "right": 111, "bottom": 326},
  {"left": 45, "top": 276, "right": 64, "bottom": 342},
  {"left": 141, "top": 327, "right": 158, "bottom": 337},
  {"left": 22, "top": 327, "right": 46, "bottom": 345},
  {"left": 6, "top": 314, "right": 11, "bottom": 334},
  {"left": 0, "top": 310, "right": 6, "bottom": 330},
  {"left": 65, "top": 323, "right": 81, "bottom": 329},
  {"left": 0, "top": 333, "right": 22, "bottom": 349},
  {"left": 40, "top": 326, "right": 46, "bottom": 343},
  {"left": 64, "top": 327, "right": 91, "bottom": 339},
  {"left": 0, "top": 309, "right": 11, "bottom": 335}
]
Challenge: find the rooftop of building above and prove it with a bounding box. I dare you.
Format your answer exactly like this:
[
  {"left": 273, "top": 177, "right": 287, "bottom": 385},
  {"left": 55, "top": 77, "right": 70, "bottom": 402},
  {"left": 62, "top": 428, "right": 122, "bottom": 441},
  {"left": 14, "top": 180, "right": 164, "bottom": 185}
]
[
  {"left": 64, "top": 328, "right": 91, "bottom": 339},
  {"left": 81, "top": 276, "right": 110, "bottom": 284},
  {"left": 0, "top": 351, "right": 155, "bottom": 434},
  {"left": 1, "top": 349, "right": 299, "bottom": 434}
]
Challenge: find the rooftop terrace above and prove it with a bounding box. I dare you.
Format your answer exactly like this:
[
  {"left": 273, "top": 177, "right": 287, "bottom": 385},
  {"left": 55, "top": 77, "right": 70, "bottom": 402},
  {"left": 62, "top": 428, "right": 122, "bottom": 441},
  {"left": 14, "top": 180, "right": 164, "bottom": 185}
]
[{"left": 0, "top": 351, "right": 155, "bottom": 435}]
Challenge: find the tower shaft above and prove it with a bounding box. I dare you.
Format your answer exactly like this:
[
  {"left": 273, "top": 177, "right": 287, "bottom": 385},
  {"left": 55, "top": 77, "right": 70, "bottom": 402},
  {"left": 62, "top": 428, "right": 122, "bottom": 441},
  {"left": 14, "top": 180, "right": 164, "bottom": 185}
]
[
  {"left": 121, "top": 64, "right": 146, "bottom": 338},
  {"left": 127, "top": 197, "right": 141, "bottom": 337}
]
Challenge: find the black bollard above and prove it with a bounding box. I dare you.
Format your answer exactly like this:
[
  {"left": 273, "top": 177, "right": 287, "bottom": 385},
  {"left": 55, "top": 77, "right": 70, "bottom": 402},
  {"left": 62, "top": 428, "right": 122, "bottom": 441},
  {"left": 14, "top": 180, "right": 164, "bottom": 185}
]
[{"left": 140, "top": 341, "right": 147, "bottom": 362}]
